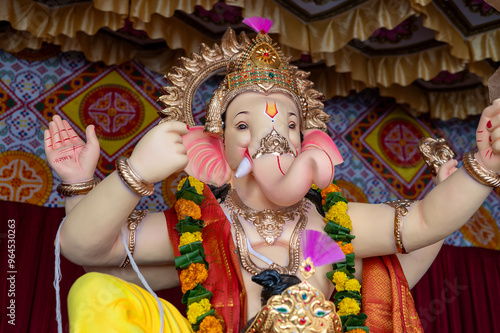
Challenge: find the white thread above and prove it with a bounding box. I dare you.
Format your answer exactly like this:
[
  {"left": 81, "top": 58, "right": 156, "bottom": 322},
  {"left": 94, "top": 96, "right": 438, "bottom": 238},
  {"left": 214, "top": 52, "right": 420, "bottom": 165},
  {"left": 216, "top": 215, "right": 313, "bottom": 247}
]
[
  {"left": 53, "top": 217, "right": 65, "bottom": 333},
  {"left": 120, "top": 231, "right": 165, "bottom": 332},
  {"left": 223, "top": 211, "right": 273, "bottom": 265}
]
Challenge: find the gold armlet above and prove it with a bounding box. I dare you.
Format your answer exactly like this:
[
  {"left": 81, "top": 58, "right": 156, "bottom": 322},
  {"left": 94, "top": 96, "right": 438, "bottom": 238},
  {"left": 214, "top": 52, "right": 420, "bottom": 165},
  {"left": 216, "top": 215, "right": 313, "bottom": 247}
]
[
  {"left": 463, "top": 150, "right": 500, "bottom": 188},
  {"left": 115, "top": 157, "right": 155, "bottom": 196},
  {"left": 418, "top": 137, "right": 456, "bottom": 176},
  {"left": 121, "top": 209, "right": 149, "bottom": 268},
  {"left": 384, "top": 199, "right": 414, "bottom": 254},
  {"left": 56, "top": 177, "right": 100, "bottom": 196}
]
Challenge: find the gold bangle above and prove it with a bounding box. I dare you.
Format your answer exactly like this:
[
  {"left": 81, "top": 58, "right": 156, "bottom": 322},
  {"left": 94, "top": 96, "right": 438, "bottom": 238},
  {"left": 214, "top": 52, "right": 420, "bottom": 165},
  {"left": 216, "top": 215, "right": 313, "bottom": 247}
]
[
  {"left": 121, "top": 209, "right": 149, "bottom": 268},
  {"left": 56, "top": 177, "right": 100, "bottom": 196},
  {"left": 385, "top": 199, "right": 413, "bottom": 254},
  {"left": 115, "top": 157, "right": 155, "bottom": 196},
  {"left": 463, "top": 150, "right": 500, "bottom": 188}
]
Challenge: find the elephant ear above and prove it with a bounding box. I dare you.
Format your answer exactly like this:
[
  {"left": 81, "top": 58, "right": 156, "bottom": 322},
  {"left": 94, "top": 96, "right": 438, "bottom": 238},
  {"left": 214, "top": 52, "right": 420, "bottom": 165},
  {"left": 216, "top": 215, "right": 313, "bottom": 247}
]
[
  {"left": 301, "top": 129, "right": 343, "bottom": 166},
  {"left": 182, "top": 126, "right": 232, "bottom": 186}
]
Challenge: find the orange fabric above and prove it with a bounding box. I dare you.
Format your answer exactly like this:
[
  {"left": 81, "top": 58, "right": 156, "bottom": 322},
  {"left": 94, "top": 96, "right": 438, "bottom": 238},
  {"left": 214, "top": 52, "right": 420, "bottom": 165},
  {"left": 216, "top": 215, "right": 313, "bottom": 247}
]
[
  {"left": 165, "top": 185, "right": 247, "bottom": 333},
  {"left": 362, "top": 255, "right": 424, "bottom": 333}
]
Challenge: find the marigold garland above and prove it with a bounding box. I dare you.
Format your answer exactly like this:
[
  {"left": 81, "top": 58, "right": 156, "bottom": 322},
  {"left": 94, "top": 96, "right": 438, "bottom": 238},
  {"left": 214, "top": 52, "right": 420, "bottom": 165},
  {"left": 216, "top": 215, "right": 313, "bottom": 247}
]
[
  {"left": 198, "top": 316, "right": 224, "bottom": 333},
  {"left": 174, "top": 177, "right": 224, "bottom": 333},
  {"left": 317, "top": 181, "right": 369, "bottom": 333},
  {"left": 187, "top": 298, "right": 212, "bottom": 324},
  {"left": 345, "top": 279, "right": 361, "bottom": 292},
  {"left": 179, "top": 231, "right": 203, "bottom": 247},
  {"left": 337, "top": 241, "right": 354, "bottom": 255},
  {"left": 179, "top": 263, "right": 208, "bottom": 293},
  {"left": 332, "top": 271, "right": 349, "bottom": 291},
  {"left": 175, "top": 198, "right": 202, "bottom": 220},
  {"left": 178, "top": 176, "right": 205, "bottom": 195},
  {"left": 337, "top": 297, "right": 361, "bottom": 316}
]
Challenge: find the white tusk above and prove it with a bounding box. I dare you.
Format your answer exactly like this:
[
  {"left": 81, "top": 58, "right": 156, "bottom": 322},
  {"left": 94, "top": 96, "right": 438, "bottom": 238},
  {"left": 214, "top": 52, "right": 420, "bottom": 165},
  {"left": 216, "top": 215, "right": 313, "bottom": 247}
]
[{"left": 235, "top": 157, "right": 252, "bottom": 178}]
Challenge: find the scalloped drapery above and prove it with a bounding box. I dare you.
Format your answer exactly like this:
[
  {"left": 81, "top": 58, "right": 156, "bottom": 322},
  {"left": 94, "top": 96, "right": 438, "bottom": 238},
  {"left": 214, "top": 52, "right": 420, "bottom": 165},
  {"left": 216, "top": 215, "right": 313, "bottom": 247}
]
[
  {"left": 309, "top": 67, "right": 489, "bottom": 120},
  {"left": 243, "top": 0, "right": 418, "bottom": 54},
  {"left": 0, "top": 0, "right": 498, "bottom": 120},
  {"left": 0, "top": 0, "right": 215, "bottom": 68},
  {"left": 313, "top": 45, "right": 466, "bottom": 87}
]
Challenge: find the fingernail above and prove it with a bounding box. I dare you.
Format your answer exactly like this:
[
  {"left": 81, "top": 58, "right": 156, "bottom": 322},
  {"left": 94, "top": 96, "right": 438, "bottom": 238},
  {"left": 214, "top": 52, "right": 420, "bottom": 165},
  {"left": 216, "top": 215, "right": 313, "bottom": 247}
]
[
  {"left": 186, "top": 125, "right": 190, "bottom": 130},
  {"left": 487, "top": 120, "right": 492, "bottom": 129},
  {"left": 489, "top": 135, "right": 492, "bottom": 143}
]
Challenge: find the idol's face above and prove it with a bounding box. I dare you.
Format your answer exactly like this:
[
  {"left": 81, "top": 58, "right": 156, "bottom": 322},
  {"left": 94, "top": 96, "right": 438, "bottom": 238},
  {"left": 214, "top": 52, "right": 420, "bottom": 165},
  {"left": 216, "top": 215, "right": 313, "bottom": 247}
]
[{"left": 224, "top": 91, "right": 301, "bottom": 170}]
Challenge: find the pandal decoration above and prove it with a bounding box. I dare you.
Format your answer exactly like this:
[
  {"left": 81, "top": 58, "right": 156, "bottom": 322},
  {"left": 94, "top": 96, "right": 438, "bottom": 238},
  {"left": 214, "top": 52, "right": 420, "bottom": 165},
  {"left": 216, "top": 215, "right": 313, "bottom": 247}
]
[
  {"left": 173, "top": 176, "right": 224, "bottom": 333},
  {"left": 313, "top": 182, "right": 370, "bottom": 333}
]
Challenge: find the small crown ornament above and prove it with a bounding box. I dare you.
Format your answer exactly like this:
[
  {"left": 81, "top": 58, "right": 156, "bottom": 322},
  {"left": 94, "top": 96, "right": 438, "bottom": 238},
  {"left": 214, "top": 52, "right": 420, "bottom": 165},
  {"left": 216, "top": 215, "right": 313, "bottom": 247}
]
[{"left": 245, "top": 230, "right": 346, "bottom": 332}]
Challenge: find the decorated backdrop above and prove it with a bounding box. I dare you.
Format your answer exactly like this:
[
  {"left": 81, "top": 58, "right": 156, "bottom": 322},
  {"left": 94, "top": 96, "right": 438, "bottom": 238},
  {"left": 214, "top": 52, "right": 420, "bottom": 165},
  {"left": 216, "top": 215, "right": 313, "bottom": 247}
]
[{"left": 1, "top": 47, "right": 499, "bottom": 250}]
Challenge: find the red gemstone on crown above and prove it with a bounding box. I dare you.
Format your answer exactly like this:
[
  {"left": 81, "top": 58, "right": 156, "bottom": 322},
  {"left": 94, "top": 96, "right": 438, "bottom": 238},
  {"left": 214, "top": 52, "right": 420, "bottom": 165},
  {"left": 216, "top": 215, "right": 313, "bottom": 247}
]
[
  {"left": 264, "top": 52, "right": 269, "bottom": 57},
  {"left": 299, "top": 318, "right": 306, "bottom": 325},
  {"left": 305, "top": 265, "right": 311, "bottom": 272}
]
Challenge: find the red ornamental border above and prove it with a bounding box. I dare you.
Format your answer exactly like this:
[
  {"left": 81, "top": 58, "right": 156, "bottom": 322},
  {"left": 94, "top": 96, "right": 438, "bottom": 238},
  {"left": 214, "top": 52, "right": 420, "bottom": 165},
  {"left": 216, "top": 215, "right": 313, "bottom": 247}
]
[{"left": 346, "top": 105, "right": 434, "bottom": 199}]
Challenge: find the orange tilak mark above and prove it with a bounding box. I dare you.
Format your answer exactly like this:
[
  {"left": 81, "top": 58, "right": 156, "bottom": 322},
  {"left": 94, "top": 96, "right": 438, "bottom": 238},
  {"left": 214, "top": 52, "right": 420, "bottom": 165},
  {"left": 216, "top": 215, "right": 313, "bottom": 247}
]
[{"left": 265, "top": 101, "right": 278, "bottom": 119}]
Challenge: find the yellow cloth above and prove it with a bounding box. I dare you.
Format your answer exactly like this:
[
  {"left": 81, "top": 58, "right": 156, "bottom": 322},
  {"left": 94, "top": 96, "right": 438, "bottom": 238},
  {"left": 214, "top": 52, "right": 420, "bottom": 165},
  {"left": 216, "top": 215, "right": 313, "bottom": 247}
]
[{"left": 68, "top": 272, "right": 193, "bottom": 333}]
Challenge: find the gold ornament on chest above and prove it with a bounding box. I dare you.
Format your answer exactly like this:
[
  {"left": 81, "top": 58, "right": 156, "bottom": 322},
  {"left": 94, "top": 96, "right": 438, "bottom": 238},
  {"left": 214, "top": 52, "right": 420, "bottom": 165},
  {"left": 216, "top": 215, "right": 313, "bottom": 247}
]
[{"left": 224, "top": 189, "right": 309, "bottom": 275}]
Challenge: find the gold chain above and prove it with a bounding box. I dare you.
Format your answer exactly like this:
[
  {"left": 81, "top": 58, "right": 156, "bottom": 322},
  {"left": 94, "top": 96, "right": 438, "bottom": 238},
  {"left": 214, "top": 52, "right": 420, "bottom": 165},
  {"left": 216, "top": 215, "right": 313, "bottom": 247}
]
[{"left": 224, "top": 189, "right": 309, "bottom": 275}]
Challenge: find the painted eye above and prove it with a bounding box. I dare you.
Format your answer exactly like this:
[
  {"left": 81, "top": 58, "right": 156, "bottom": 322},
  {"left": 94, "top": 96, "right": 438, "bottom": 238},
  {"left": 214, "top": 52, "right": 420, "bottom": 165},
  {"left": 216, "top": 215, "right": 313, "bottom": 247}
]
[
  {"left": 273, "top": 306, "right": 289, "bottom": 314},
  {"left": 289, "top": 122, "right": 296, "bottom": 129},
  {"left": 314, "top": 309, "right": 331, "bottom": 317},
  {"left": 237, "top": 123, "right": 248, "bottom": 130}
]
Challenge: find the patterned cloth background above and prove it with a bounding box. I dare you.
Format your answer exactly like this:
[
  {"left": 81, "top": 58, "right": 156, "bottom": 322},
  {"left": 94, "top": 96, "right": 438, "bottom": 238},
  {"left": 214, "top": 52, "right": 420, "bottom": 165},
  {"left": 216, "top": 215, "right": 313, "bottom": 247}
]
[{"left": 0, "top": 48, "right": 499, "bottom": 250}]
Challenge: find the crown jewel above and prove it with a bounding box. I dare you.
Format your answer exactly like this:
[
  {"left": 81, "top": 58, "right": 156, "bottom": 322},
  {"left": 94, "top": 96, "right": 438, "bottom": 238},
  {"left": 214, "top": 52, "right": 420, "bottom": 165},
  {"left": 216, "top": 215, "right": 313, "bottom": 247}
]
[{"left": 227, "top": 30, "right": 299, "bottom": 95}]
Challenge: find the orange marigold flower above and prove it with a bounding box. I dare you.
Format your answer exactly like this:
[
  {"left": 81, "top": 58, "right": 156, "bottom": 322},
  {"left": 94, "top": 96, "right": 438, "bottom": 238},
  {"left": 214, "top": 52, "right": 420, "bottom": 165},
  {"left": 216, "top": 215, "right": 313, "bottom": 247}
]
[
  {"left": 179, "top": 263, "right": 208, "bottom": 293},
  {"left": 321, "top": 183, "right": 341, "bottom": 205},
  {"left": 175, "top": 198, "right": 202, "bottom": 220},
  {"left": 341, "top": 243, "right": 354, "bottom": 255},
  {"left": 336, "top": 241, "right": 354, "bottom": 255},
  {"left": 198, "top": 315, "right": 224, "bottom": 333}
]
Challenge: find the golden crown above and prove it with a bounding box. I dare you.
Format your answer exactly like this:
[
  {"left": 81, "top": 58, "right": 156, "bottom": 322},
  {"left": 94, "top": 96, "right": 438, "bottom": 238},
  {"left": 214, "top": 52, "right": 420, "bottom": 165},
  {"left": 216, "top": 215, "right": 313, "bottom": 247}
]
[
  {"left": 226, "top": 29, "right": 299, "bottom": 95},
  {"left": 158, "top": 19, "right": 330, "bottom": 136}
]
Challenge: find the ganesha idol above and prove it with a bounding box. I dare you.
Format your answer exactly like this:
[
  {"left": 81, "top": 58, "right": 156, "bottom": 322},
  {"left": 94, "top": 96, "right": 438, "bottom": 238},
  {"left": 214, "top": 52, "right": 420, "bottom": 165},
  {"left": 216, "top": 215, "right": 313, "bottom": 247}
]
[{"left": 44, "top": 17, "right": 500, "bottom": 333}]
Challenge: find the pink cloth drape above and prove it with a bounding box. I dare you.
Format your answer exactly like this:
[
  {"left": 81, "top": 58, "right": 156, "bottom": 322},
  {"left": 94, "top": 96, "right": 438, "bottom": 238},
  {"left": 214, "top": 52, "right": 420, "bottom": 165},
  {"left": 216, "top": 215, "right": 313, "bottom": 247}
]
[{"left": 1, "top": 200, "right": 499, "bottom": 332}]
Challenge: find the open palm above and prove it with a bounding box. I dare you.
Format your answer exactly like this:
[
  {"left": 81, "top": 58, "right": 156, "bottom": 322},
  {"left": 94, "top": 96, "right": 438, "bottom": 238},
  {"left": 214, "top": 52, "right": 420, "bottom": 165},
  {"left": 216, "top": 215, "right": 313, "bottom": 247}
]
[{"left": 44, "top": 115, "right": 100, "bottom": 183}]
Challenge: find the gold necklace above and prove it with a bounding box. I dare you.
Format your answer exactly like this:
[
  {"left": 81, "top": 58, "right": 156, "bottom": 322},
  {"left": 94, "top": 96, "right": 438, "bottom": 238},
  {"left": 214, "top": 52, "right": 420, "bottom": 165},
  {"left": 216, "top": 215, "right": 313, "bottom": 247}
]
[{"left": 224, "top": 189, "right": 309, "bottom": 275}]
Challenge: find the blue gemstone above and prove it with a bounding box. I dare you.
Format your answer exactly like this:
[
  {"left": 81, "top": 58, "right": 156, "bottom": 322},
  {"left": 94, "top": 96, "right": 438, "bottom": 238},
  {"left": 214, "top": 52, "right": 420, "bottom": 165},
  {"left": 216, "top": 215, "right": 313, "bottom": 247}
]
[
  {"left": 269, "top": 73, "right": 274, "bottom": 78},
  {"left": 302, "top": 293, "right": 307, "bottom": 300}
]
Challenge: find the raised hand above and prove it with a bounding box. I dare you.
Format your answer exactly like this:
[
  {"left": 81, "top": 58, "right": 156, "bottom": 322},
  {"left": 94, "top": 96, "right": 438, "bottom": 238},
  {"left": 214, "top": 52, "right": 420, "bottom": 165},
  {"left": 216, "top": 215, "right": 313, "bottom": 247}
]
[
  {"left": 432, "top": 159, "right": 458, "bottom": 185},
  {"left": 44, "top": 115, "right": 100, "bottom": 183},
  {"left": 128, "top": 121, "right": 189, "bottom": 184},
  {"left": 476, "top": 99, "right": 500, "bottom": 172}
]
